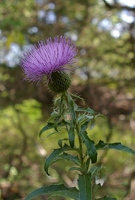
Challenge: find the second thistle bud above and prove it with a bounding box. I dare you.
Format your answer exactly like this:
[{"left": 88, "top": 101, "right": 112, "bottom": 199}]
[{"left": 48, "top": 71, "right": 71, "bottom": 93}]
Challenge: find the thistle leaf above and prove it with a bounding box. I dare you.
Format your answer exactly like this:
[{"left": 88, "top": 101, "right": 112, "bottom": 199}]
[
  {"left": 39, "top": 122, "right": 56, "bottom": 137},
  {"left": 68, "top": 167, "right": 83, "bottom": 173},
  {"left": 79, "top": 123, "right": 97, "bottom": 163},
  {"left": 44, "top": 144, "right": 78, "bottom": 175},
  {"left": 25, "top": 184, "right": 79, "bottom": 200},
  {"left": 96, "top": 140, "right": 135, "bottom": 155},
  {"left": 58, "top": 138, "right": 69, "bottom": 147},
  {"left": 58, "top": 152, "right": 80, "bottom": 165}
]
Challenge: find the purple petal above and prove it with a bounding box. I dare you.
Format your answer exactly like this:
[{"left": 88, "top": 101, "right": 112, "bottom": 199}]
[{"left": 20, "top": 36, "right": 77, "bottom": 81}]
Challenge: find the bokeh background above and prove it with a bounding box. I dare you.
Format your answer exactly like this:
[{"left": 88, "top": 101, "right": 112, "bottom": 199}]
[{"left": 0, "top": 0, "right": 135, "bottom": 199}]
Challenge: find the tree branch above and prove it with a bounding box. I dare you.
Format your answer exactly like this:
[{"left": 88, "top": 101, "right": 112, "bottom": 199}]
[{"left": 103, "top": 0, "right": 135, "bottom": 11}]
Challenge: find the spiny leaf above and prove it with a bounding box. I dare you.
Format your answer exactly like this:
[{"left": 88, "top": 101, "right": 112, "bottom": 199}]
[
  {"left": 25, "top": 184, "right": 79, "bottom": 200},
  {"left": 58, "top": 138, "right": 69, "bottom": 147},
  {"left": 44, "top": 144, "right": 71, "bottom": 175},
  {"left": 44, "top": 145, "right": 79, "bottom": 175},
  {"left": 80, "top": 120, "right": 89, "bottom": 133},
  {"left": 70, "top": 93, "right": 85, "bottom": 104},
  {"left": 83, "top": 133, "right": 97, "bottom": 163},
  {"left": 96, "top": 140, "right": 135, "bottom": 155},
  {"left": 90, "top": 166, "right": 105, "bottom": 177},
  {"left": 89, "top": 117, "right": 96, "bottom": 130},
  {"left": 77, "top": 114, "right": 94, "bottom": 124},
  {"left": 39, "top": 123, "right": 56, "bottom": 137},
  {"left": 68, "top": 167, "right": 83, "bottom": 173},
  {"left": 76, "top": 107, "right": 95, "bottom": 116},
  {"left": 57, "top": 152, "right": 80, "bottom": 166},
  {"left": 39, "top": 119, "right": 69, "bottom": 138},
  {"left": 96, "top": 113, "right": 106, "bottom": 119},
  {"left": 77, "top": 114, "right": 87, "bottom": 123},
  {"left": 79, "top": 124, "right": 97, "bottom": 163}
]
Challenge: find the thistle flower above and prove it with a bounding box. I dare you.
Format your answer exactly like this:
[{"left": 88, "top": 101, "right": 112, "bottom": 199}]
[{"left": 20, "top": 36, "right": 77, "bottom": 92}]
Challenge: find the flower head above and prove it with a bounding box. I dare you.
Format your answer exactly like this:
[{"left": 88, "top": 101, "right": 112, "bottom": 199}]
[{"left": 20, "top": 36, "right": 77, "bottom": 82}]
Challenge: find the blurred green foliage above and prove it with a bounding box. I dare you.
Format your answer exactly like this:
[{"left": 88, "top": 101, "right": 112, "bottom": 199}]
[{"left": 0, "top": 0, "right": 135, "bottom": 199}]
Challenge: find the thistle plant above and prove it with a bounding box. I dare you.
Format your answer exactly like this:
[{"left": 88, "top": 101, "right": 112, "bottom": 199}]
[{"left": 20, "top": 36, "right": 135, "bottom": 200}]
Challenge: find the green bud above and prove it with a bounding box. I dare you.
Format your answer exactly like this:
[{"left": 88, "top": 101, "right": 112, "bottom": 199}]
[{"left": 48, "top": 71, "right": 71, "bottom": 93}]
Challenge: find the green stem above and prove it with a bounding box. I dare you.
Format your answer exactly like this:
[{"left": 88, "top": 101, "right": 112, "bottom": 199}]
[
  {"left": 61, "top": 92, "right": 93, "bottom": 199},
  {"left": 63, "top": 92, "right": 84, "bottom": 168},
  {"left": 76, "top": 122, "right": 84, "bottom": 169},
  {"left": 78, "top": 174, "right": 93, "bottom": 200}
]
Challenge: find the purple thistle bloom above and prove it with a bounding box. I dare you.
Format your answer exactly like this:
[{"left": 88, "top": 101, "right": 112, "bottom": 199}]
[{"left": 20, "top": 36, "right": 77, "bottom": 82}]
